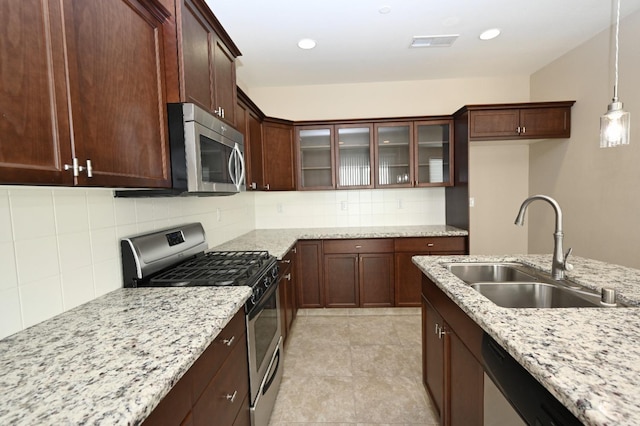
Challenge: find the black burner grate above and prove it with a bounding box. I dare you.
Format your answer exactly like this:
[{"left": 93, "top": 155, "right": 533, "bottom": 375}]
[{"left": 150, "top": 251, "right": 273, "bottom": 287}]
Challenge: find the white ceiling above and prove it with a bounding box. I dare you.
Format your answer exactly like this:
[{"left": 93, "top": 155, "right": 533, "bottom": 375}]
[{"left": 207, "top": 0, "right": 640, "bottom": 88}]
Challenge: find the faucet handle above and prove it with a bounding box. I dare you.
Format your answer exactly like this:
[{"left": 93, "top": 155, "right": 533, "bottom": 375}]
[{"left": 564, "top": 248, "right": 574, "bottom": 272}]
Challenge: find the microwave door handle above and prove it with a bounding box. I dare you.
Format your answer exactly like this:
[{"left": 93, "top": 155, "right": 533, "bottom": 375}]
[
  {"left": 228, "top": 146, "right": 236, "bottom": 187},
  {"left": 235, "top": 143, "right": 246, "bottom": 188}
]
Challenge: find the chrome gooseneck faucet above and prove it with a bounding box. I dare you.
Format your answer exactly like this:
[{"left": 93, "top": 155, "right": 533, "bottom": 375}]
[{"left": 514, "top": 195, "right": 573, "bottom": 280}]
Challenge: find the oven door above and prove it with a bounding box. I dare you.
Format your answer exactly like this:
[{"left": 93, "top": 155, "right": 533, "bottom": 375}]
[{"left": 247, "top": 280, "right": 282, "bottom": 406}]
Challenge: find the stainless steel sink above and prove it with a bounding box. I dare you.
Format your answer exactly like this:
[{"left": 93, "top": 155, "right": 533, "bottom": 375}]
[
  {"left": 446, "top": 262, "right": 537, "bottom": 283},
  {"left": 471, "top": 282, "right": 599, "bottom": 308},
  {"left": 444, "top": 261, "right": 626, "bottom": 308}
]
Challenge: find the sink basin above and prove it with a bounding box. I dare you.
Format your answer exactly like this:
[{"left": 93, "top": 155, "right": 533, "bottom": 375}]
[
  {"left": 444, "top": 261, "right": 627, "bottom": 308},
  {"left": 446, "top": 262, "right": 538, "bottom": 283},
  {"left": 470, "top": 282, "right": 600, "bottom": 308}
]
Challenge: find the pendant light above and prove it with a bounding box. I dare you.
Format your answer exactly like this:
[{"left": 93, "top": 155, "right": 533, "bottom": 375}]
[{"left": 600, "top": 0, "right": 631, "bottom": 148}]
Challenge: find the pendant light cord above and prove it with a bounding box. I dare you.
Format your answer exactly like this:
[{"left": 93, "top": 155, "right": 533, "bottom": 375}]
[{"left": 613, "top": 0, "right": 621, "bottom": 101}]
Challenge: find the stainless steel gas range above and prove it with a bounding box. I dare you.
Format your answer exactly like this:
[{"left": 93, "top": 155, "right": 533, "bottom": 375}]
[{"left": 120, "top": 223, "right": 282, "bottom": 426}]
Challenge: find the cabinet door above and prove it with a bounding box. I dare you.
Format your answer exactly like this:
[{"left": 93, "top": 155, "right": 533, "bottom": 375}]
[
  {"left": 374, "top": 123, "right": 412, "bottom": 188},
  {"left": 297, "top": 125, "right": 335, "bottom": 190},
  {"left": 263, "top": 120, "right": 295, "bottom": 190},
  {"left": 360, "top": 253, "right": 394, "bottom": 307},
  {"left": 296, "top": 241, "right": 324, "bottom": 308},
  {"left": 422, "top": 297, "right": 445, "bottom": 421},
  {"left": 324, "top": 254, "right": 359, "bottom": 308},
  {"left": 0, "top": 0, "right": 72, "bottom": 185},
  {"left": 449, "top": 331, "right": 483, "bottom": 426},
  {"left": 335, "top": 124, "right": 373, "bottom": 189},
  {"left": 520, "top": 107, "right": 571, "bottom": 138},
  {"left": 395, "top": 252, "right": 427, "bottom": 307},
  {"left": 247, "top": 112, "right": 265, "bottom": 190},
  {"left": 180, "top": 0, "right": 214, "bottom": 111},
  {"left": 468, "top": 109, "right": 520, "bottom": 139},
  {"left": 64, "top": 0, "right": 170, "bottom": 188},
  {"left": 415, "top": 120, "right": 453, "bottom": 187},
  {"left": 212, "top": 34, "right": 236, "bottom": 125}
]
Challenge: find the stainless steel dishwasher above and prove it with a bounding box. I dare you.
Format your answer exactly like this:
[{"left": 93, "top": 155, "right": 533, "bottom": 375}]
[{"left": 482, "top": 333, "right": 583, "bottom": 426}]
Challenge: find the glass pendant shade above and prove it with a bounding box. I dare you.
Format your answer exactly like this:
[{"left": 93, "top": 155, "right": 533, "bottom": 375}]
[{"left": 600, "top": 100, "right": 631, "bottom": 148}]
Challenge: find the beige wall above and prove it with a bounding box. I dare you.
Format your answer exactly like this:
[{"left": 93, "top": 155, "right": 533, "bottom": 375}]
[
  {"left": 246, "top": 76, "right": 530, "bottom": 120},
  {"left": 469, "top": 143, "right": 530, "bottom": 255},
  {"left": 529, "top": 10, "right": 640, "bottom": 268}
]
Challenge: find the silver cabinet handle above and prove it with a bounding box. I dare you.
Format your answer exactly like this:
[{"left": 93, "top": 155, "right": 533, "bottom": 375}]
[
  {"left": 427, "top": 243, "right": 434, "bottom": 247},
  {"left": 222, "top": 335, "right": 235, "bottom": 346},
  {"left": 355, "top": 245, "right": 362, "bottom": 249},
  {"left": 438, "top": 328, "right": 447, "bottom": 339},
  {"left": 282, "top": 259, "right": 291, "bottom": 264},
  {"left": 64, "top": 158, "right": 80, "bottom": 177},
  {"left": 250, "top": 182, "right": 257, "bottom": 190},
  {"left": 264, "top": 184, "right": 270, "bottom": 190},
  {"left": 516, "top": 126, "right": 521, "bottom": 134},
  {"left": 285, "top": 273, "right": 291, "bottom": 280},
  {"left": 434, "top": 324, "right": 439, "bottom": 335},
  {"left": 85, "top": 159, "right": 93, "bottom": 178},
  {"left": 521, "top": 126, "right": 526, "bottom": 134},
  {"left": 226, "top": 390, "right": 237, "bottom": 403}
]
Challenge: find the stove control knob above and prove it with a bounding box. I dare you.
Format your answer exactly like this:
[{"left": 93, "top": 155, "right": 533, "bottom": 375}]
[
  {"left": 252, "top": 287, "right": 262, "bottom": 301},
  {"left": 264, "top": 276, "right": 271, "bottom": 288},
  {"left": 271, "top": 267, "right": 278, "bottom": 279}
]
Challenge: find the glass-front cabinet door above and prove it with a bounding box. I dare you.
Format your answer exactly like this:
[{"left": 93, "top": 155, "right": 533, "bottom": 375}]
[
  {"left": 296, "top": 126, "right": 335, "bottom": 190},
  {"left": 335, "top": 124, "right": 373, "bottom": 189},
  {"left": 374, "top": 123, "right": 413, "bottom": 187},
  {"left": 414, "top": 120, "right": 453, "bottom": 186}
]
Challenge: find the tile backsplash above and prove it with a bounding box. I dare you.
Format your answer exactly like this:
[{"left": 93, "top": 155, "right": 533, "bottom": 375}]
[
  {"left": 0, "top": 186, "right": 255, "bottom": 339},
  {"left": 0, "top": 185, "right": 445, "bottom": 340},
  {"left": 254, "top": 187, "right": 445, "bottom": 229}
]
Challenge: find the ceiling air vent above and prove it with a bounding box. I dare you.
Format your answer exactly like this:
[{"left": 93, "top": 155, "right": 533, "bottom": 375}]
[{"left": 410, "top": 34, "right": 459, "bottom": 48}]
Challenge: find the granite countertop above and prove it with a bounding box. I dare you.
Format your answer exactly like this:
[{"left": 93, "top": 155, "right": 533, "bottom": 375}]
[
  {"left": 412, "top": 254, "right": 640, "bottom": 426},
  {"left": 0, "top": 286, "right": 252, "bottom": 425},
  {"left": 211, "top": 225, "right": 468, "bottom": 259}
]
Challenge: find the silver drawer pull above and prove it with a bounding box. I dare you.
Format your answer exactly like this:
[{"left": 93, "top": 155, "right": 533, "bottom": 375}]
[
  {"left": 285, "top": 273, "right": 291, "bottom": 280},
  {"left": 226, "top": 390, "right": 238, "bottom": 403},
  {"left": 427, "top": 243, "right": 435, "bottom": 247},
  {"left": 282, "top": 259, "right": 291, "bottom": 264},
  {"left": 355, "top": 245, "right": 362, "bottom": 249},
  {"left": 222, "top": 336, "right": 235, "bottom": 346}
]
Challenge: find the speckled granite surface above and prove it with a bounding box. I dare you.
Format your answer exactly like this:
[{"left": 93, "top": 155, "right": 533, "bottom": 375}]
[
  {"left": 0, "top": 286, "right": 251, "bottom": 425},
  {"left": 413, "top": 254, "right": 640, "bottom": 426},
  {"left": 211, "top": 225, "right": 468, "bottom": 259}
]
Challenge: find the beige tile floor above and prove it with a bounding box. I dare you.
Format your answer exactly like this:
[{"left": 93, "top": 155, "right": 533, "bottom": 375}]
[{"left": 268, "top": 308, "right": 440, "bottom": 426}]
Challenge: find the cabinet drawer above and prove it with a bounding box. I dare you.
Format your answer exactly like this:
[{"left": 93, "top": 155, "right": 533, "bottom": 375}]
[
  {"left": 323, "top": 238, "right": 393, "bottom": 254},
  {"left": 192, "top": 333, "right": 249, "bottom": 425},
  {"left": 190, "top": 309, "right": 246, "bottom": 400},
  {"left": 394, "top": 237, "right": 466, "bottom": 253}
]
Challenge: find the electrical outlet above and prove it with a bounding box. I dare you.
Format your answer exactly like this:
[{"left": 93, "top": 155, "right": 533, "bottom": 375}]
[
  {"left": 469, "top": 197, "right": 475, "bottom": 207},
  {"left": 216, "top": 208, "right": 221, "bottom": 222},
  {"left": 341, "top": 201, "right": 347, "bottom": 211}
]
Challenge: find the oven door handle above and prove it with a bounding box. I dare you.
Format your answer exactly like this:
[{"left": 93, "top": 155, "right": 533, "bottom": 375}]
[{"left": 261, "top": 345, "right": 280, "bottom": 395}]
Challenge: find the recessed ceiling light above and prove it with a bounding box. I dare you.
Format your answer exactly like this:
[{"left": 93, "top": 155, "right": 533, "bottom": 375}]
[
  {"left": 379, "top": 5, "right": 391, "bottom": 14},
  {"left": 479, "top": 28, "right": 501, "bottom": 40},
  {"left": 297, "top": 38, "right": 317, "bottom": 49}
]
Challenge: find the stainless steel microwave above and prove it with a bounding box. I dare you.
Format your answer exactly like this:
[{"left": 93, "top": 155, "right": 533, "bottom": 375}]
[{"left": 116, "top": 103, "right": 245, "bottom": 197}]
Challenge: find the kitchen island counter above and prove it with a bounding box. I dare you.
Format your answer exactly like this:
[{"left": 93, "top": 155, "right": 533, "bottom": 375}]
[
  {"left": 212, "top": 225, "right": 468, "bottom": 259},
  {"left": 0, "top": 286, "right": 251, "bottom": 425},
  {"left": 413, "top": 254, "right": 640, "bottom": 426}
]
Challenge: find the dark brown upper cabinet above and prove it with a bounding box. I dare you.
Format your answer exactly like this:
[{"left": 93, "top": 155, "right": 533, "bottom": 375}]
[
  {"left": 174, "top": 0, "right": 241, "bottom": 126},
  {"left": 0, "top": 0, "right": 172, "bottom": 188},
  {"left": 237, "top": 88, "right": 266, "bottom": 190},
  {"left": 262, "top": 118, "right": 296, "bottom": 191},
  {"left": 465, "top": 101, "right": 575, "bottom": 141}
]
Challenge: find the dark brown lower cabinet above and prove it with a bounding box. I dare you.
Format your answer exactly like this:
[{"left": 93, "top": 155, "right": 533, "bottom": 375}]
[
  {"left": 143, "top": 309, "right": 249, "bottom": 426},
  {"left": 395, "top": 237, "right": 467, "bottom": 307},
  {"left": 324, "top": 254, "right": 359, "bottom": 307},
  {"left": 296, "top": 240, "right": 324, "bottom": 308},
  {"left": 422, "top": 276, "right": 483, "bottom": 426},
  {"left": 323, "top": 239, "right": 395, "bottom": 308},
  {"left": 279, "top": 245, "right": 298, "bottom": 346}
]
